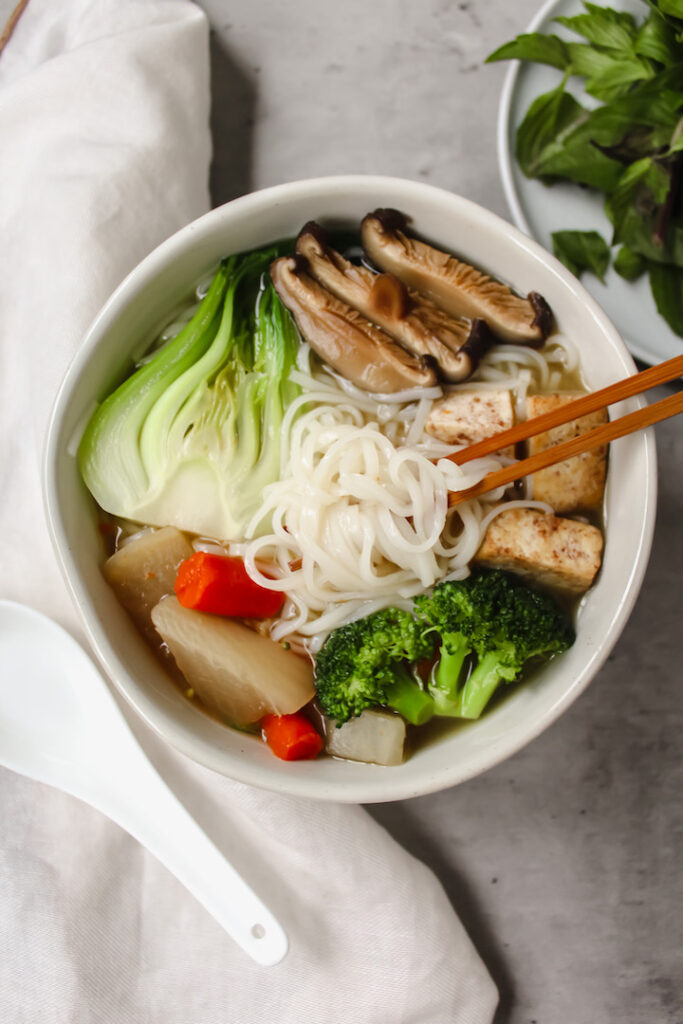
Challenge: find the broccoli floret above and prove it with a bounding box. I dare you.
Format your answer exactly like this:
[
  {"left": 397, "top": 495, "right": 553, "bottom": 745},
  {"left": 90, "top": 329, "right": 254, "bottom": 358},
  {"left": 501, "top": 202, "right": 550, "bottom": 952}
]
[
  {"left": 414, "top": 576, "right": 495, "bottom": 714},
  {"left": 415, "top": 570, "right": 575, "bottom": 719},
  {"left": 314, "top": 607, "right": 435, "bottom": 726}
]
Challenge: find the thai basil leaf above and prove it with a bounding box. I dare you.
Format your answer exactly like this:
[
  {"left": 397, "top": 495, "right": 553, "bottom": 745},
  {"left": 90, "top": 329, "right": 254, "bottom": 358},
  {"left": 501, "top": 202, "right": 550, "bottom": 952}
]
[
  {"left": 648, "top": 260, "right": 683, "bottom": 334},
  {"left": 584, "top": 57, "right": 656, "bottom": 101},
  {"left": 554, "top": 6, "right": 637, "bottom": 52},
  {"left": 617, "top": 209, "right": 683, "bottom": 265},
  {"left": 668, "top": 126, "right": 683, "bottom": 152},
  {"left": 658, "top": 0, "right": 683, "bottom": 20},
  {"left": 549, "top": 83, "right": 683, "bottom": 189},
  {"left": 515, "top": 84, "right": 587, "bottom": 173},
  {"left": 566, "top": 41, "right": 622, "bottom": 78},
  {"left": 527, "top": 80, "right": 683, "bottom": 191},
  {"left": 605, "top": 158, "right": 658, "bottom": 226},
  {"left": 585, "top": 79, "right": 683, "bottom": 131},
  {"left": 593, "top": 125, "right": 665, "bottom": 165},
  {"left": 552, "top": 230, "right": 611, "bottom": 281},
  {"left": 565, "top": 42, "right": 655, "bottom": 100},
  {"left": 614, "top": 245, "right": 646, "bottom": 279},
  {"left": 516, "top": 84, "right": 624, "bottom": 190},
  {"left": 644, "top": 62, "right": 683, "bottom": 92},
  {"left": 635, "top": 10, "right": 681, "bottom": 64},
  {"left": 486, "top": 33, "right": 570, "bottom": 69},
  {"left": 606, "top": 158, "right": 683, "bottom": 265}
]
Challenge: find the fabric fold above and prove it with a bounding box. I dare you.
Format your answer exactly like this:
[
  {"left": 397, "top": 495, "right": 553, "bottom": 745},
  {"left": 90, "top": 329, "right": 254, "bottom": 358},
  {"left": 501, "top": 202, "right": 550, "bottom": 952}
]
[{"left": 0, "top": 2, "right": 497, "bottom": 1020}]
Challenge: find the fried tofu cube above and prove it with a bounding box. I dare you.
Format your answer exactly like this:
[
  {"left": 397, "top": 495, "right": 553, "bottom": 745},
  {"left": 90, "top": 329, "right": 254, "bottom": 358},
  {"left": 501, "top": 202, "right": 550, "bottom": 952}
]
[
  {"left": 425, "top": 390, "right": 515, "bottom": 458},
  {"left": 474, "top": 508, "right": 603, "bottom": 593},
  {"left": 526, "top": 393, "right": 607, "bottom": 513}
]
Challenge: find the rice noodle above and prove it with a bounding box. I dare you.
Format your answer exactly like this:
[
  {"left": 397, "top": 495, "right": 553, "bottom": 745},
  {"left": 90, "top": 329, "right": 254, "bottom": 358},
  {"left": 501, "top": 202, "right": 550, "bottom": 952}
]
[{"left": 232, "top": 333, "right": 579, "bottom": 652}]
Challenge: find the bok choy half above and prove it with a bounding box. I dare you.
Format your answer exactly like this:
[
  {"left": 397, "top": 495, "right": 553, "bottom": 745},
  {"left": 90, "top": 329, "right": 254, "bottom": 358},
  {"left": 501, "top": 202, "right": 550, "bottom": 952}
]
[{"left": 79, "top": 248, "right": 301, "bottom": 541}]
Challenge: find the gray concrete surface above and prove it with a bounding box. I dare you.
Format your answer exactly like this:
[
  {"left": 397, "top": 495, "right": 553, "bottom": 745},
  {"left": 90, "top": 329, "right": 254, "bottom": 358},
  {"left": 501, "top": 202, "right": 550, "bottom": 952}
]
[
  {"left": 2, "top": 0, "right": 679, "bottom": 1019},
  {"left": 196, "top": 2, "right": 683, "bottom": 1022}
]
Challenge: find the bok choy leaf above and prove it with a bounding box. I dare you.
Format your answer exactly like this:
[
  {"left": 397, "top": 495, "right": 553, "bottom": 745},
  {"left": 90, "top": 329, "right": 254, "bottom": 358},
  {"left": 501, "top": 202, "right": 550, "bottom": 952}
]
[{"left": 79, "top": 249, "right": 301, "bottom": 540}]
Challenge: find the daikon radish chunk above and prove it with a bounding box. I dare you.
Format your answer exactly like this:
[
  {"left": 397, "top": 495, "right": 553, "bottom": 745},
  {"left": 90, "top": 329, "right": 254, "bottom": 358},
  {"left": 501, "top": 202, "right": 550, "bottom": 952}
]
[
  {"left": 325, "top": 710, "right": 406, "bottom": 766},
  {"left": 151, "top": 596, "right": 315, "bottom": 726},
  {"left": 103, "top": 526, "right": 193, "bottom": 634}
]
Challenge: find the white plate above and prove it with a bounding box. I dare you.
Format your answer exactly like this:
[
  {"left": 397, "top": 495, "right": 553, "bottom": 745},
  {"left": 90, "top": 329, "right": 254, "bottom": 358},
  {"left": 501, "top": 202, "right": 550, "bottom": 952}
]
[{"left": 497, "top": 0, "right": 682, "bottom": 365}]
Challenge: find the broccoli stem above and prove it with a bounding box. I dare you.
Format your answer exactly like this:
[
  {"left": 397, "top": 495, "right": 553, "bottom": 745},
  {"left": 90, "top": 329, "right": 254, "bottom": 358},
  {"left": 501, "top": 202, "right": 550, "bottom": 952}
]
[
  {"left": 435, "top": 633, "right": 470, "bottom": 692},
  {"left": 452, "top": 652, "right": 505, "bottom": 719},
  {"left": 384, "top": 667, "right": 435, "bottom": 726},
  {"left": 427, "top": 633, "right": 470, "bottom": 716}
]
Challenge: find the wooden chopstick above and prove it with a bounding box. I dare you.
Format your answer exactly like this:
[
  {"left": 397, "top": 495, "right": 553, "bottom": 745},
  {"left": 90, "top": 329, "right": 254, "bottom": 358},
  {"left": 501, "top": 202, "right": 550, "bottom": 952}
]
[
  {"left": 448, "top": 352, "right": 683, "bottom": 467},
  {"left": 0, "top": 0, "right": 29, "bottom": 56},
  {"left": 448, "top": 371, "right": 683, "bottom": 508}
]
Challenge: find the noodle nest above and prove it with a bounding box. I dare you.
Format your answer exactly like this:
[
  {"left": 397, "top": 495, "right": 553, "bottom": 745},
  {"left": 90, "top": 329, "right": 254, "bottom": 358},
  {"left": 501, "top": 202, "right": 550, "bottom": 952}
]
[{"left": 227, "top": 338, "right": 576, "bottom": 652}]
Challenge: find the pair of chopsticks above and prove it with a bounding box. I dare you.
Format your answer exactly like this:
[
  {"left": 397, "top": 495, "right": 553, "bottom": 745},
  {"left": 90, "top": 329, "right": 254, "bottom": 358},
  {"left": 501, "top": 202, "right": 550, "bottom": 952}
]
[{"left": 447, "top": 353, "right": 683, "bottom": 507}]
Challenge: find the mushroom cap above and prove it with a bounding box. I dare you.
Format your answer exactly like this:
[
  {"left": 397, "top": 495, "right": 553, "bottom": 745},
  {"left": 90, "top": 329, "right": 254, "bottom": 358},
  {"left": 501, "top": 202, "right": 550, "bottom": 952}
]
[
  {"left": 296, "top": 222, "right": 492, "bottom": 382},
  {"left": 270, "top": 255, "right": 438, "bottom": 394},
  {"left": 361, "top": 210, "right": 553, "bottom": 347}
]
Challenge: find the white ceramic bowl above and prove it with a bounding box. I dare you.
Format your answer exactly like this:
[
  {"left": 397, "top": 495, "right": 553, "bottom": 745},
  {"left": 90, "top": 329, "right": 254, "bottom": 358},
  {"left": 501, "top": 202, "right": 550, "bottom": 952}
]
[{"left": 44, "top": 175, "right": 656, "bottom": 803}]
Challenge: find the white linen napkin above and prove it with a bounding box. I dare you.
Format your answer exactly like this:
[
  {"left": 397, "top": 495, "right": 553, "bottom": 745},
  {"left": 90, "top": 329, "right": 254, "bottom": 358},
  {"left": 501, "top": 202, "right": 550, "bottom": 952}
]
[{"left": 0, "top": 2, "right": 498, "bottom": 1021}]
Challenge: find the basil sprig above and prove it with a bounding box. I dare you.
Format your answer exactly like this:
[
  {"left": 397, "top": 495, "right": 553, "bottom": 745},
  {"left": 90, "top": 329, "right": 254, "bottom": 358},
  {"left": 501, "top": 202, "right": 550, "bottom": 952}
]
[{"left": 488, "top": 0, "right": 683, "bottom": 337}]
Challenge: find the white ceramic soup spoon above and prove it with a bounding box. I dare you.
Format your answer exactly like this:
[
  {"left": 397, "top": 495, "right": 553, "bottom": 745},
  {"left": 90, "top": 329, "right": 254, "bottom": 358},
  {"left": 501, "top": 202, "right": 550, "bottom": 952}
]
[{"left": 0, "top": 600, "right": 287, "bottom": 966}]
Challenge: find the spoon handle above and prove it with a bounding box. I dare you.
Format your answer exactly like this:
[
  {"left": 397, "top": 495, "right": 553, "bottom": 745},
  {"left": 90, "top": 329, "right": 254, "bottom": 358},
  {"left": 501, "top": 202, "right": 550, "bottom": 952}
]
[
  {"left": 88, "top": 742, "right": 288, "bottom": 966},
  {"left": 0, "top": 601, "right": 286, "bottom": 965}
]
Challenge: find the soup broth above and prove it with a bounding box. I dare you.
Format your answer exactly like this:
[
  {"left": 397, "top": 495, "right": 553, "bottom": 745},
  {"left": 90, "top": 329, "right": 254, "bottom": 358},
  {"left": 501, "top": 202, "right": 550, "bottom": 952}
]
[{"left": 83, "top": 217, "right": 606, "bottom": 766}]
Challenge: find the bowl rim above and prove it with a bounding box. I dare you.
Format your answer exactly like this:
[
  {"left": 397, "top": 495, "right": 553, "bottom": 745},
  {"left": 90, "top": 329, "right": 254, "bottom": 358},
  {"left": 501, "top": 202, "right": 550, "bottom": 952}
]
[{"left": 43, "top": 173, "right": 657, "bottom": 802}]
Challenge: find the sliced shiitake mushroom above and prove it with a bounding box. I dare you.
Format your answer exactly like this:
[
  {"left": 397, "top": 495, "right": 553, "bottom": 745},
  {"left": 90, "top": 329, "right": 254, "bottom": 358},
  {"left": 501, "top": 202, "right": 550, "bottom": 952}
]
[
  {"left": 295, "top": 223, "right": 491, "bottom": 382},
  {"left": 270, "top": 255, "right": 438, "bottom": 394},
  {"left": 361, "top": 209, "right": 553, "bottom": 347}
]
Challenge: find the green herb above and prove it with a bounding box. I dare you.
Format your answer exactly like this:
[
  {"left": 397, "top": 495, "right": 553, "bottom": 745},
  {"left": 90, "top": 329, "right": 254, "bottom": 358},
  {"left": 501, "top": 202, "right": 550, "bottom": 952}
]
[
  {"left": 613, "top": 244, "right": 646, "bottom": 279},
  {"left": 487, "top": 0, "right": 683, "bottom": 337},
  {"left": 552, "top": 229, "right": 611, "bottom": 280},
  {"left": 649, "top": 260, "right": 683, "bottom": 332},
  {"left": 487, "top": 32, "right": 570, "bottom": 69}
]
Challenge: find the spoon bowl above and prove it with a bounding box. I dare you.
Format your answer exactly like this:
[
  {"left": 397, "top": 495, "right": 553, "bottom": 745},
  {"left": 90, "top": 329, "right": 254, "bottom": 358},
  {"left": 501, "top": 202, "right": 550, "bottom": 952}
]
[{"left": 0, "top": 600, "right": 287, "bottom": 967}]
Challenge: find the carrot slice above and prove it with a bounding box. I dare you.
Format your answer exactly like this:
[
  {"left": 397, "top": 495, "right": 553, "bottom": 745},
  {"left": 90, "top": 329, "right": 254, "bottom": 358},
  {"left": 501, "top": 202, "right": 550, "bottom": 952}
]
[
  {"left": 174, "top": 552, "right": 284, "bottom": 618},
  {"left": 261, "top": 712, "right": 323, "bottom": 761}
]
